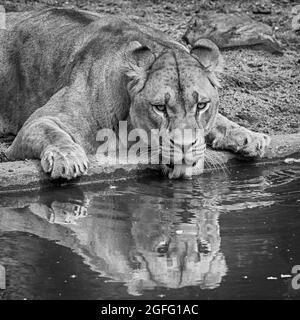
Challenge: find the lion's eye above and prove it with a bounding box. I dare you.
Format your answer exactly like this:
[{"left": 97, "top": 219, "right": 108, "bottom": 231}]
[
  {"left": 152, "top": 104, "right": 166, "bottom": 113},
  {"left": 197, "top": 102, "right": 209, "bottom": 111}
]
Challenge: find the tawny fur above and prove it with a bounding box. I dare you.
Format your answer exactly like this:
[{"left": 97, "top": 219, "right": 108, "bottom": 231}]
[{"left": 0, "top": 8, "right": 270, "bottom": 179}]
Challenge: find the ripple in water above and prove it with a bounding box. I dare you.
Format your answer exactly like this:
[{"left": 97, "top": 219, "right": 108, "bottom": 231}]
[{"left": 0, "top": 163, "right": 299, "bottom": 299}]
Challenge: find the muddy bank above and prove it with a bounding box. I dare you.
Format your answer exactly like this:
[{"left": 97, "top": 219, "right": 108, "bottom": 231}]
[{"left": 0, "top": 133, "right": 299, "bottom": 194}]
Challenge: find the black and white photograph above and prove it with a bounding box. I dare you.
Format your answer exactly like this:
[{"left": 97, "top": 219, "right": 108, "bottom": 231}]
[{"left": 0, "top": 0, "right": 299, "bottom": 303}]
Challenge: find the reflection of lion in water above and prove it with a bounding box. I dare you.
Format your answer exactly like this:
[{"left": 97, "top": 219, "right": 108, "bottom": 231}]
[
  {"left": 0, "top": 8, "right": 269, "bottom": 179},
  {"left": 0, "top": 187, "right": 227, "bottom": 296},
  {"left": 129, "top": 208, "right": 226, "bottom": 294}
]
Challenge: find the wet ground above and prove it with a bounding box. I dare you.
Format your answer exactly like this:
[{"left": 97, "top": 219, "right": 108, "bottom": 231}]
[{"left": 0, "top": 162, "right": 299, "bottom": 300}]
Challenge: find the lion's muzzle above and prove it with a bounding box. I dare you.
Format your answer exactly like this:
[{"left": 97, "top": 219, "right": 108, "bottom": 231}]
[{"left": 162, "top": 130, "right": 206, "bottom": 179}]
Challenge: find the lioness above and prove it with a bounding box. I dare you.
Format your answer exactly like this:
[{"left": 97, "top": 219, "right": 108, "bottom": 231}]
[{"left": 0, "top": 8, "right": 270, "bottom": 179}]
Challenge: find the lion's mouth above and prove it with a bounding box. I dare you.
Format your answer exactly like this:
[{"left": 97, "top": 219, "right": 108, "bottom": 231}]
[
  {"left": 167, "top": 164, "right": 192, "bottom": 179},
  {"left": 160, "top": 143, "right": 206, "bottom": 179},
  {"left": 164, "top": 159, "right": 204, "bottom": 179}
]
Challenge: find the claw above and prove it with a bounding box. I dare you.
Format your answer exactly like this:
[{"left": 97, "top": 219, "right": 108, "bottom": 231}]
[{"left": 41, "top": 144, "right": 88, "bottom": 179}]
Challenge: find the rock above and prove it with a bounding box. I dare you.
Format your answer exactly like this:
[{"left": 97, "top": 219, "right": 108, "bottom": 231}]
[
  {"left": 0, "top": 150, "right": 8, "bottom": 163},
  {"left": 236, "top": 111, "right": 259, "bottom": 124},
  {"left": 0, "top": 142, "right": 8, "bottom": 163},
  {"left": 135, "top": 10, "right": 146, "bottom": 18},
  {"left": 290, "top": 122, "right": 299, "bottom": 129},
  {"left": 252, "top": 1, "right": 272, "bottom": 15},
  {"left": 291, "top": 5, "right": 300, "bottom": 33},
  {"left": 275, "top": 104, "right": 289, "bottom": 112},
  {"left": 247, "top": 62, "right": 263, "bottom": 68},
  {"left": 164, "top": 4, "right": 176, "bottom": 12},
  {"left": 0, "top": 5, "right": 5, "bottom": 30},
  {"left": 291, "top": 5, "right": 300, "bottom": 16},
  {"left": 183, "top": 13, "right": 283, "bottom": 54}
]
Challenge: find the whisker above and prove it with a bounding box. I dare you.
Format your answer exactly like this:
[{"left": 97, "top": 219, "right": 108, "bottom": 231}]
[{"left": 204, "top": 149, "right": 228, "bottom": 174}]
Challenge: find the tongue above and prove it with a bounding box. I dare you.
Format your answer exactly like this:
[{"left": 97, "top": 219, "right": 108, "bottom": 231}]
[
  {"left": 168, "top": 159, "right": 205, "bottom": 179},
  {"left": 168, "top": 164, "right": 193, "bottom": 179}
]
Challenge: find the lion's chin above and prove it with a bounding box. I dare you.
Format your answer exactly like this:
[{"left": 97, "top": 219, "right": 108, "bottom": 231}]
[{"left": 162, "top": 159, "right": 205, "bottom": 179}]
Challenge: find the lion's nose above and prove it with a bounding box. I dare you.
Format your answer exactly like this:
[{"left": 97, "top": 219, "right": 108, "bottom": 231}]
[{"left": 170, "top": 138, "right": 198, "bottom": 152}]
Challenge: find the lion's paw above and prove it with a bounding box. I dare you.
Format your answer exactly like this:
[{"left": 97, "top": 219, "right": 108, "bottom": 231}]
[
  {"left": 41, "top": 143, "right": 89, "bottom": 179},
  {"left": 214, "top": 128, "right": 271, "bottom": 158}
]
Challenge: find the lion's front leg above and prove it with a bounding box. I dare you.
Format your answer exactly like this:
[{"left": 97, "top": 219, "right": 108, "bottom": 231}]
[
  {"left": 207, "top": 113, "right": 270, "bottom": 158},
  {"left": 7, "top": 117, "right": 89, "bottom": 179}
]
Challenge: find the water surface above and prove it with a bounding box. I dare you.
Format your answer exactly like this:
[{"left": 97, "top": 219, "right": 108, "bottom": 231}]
[{"left": 0, "top": 162, "right": 299, "bottom": 300}]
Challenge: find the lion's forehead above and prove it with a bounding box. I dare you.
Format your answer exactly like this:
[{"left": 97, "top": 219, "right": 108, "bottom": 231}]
[{"left": 148, "top": 52, "right": 212, "bottom": 101}]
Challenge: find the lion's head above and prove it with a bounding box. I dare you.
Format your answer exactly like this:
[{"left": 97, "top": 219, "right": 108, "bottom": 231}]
[
  {"left": 26, "top": 187, "right": 227, "bottom": 296},
  {"left": 123, "top": 39, "right": 223, "bottom": 178}
]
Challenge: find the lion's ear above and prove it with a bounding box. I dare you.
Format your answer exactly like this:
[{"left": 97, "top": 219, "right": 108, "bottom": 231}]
[
  {"left": 191, "top": 38, "right": 224, "bottom": 73},
  {"left": 123, "top": 41, "right": 155, "bottom": 94}
]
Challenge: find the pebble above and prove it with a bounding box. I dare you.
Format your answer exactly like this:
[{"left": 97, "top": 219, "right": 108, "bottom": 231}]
[
  {"left": 284, "top": 158, "right": 300, "bottom": 164},
  {"left": 281, "top": 274, "right": 292, "bottom": 278},
  {"left": 290, "top": 122, "right": 299, "bottom": 128},
  {"left": 248, "top": 62, "right": 263, "bottom": 68},
  {"left": 252, "top": 3, "right": 272, "bottom": 15}
]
